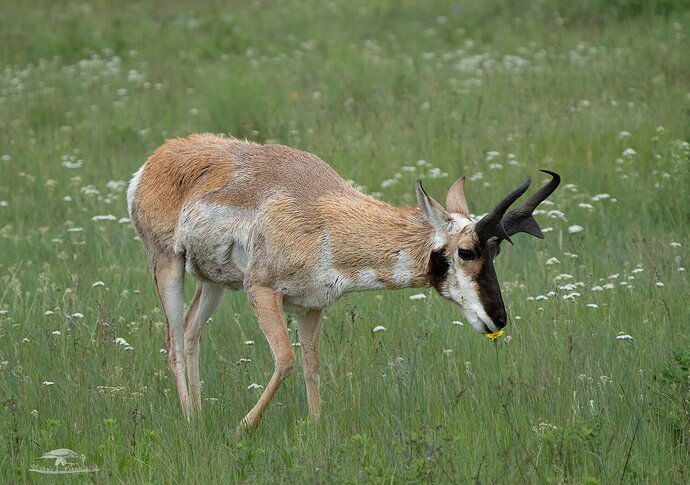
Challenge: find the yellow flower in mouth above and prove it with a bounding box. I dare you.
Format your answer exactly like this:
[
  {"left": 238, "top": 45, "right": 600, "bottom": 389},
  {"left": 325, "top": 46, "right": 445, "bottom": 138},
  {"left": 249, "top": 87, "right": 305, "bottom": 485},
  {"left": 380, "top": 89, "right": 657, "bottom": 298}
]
[{"left": 484, "top": 330, "right": 504, "bottom": 340}]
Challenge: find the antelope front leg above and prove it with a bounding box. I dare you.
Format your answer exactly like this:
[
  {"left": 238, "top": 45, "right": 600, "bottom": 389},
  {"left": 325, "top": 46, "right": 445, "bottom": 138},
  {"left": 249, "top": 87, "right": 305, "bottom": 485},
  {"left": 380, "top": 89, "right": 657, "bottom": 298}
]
[
  {"left": 237, "top": 286, "right": 295, "bottom": 437},
  {"left": 296, "top": 309, "right": 323, "bottom": 418}
]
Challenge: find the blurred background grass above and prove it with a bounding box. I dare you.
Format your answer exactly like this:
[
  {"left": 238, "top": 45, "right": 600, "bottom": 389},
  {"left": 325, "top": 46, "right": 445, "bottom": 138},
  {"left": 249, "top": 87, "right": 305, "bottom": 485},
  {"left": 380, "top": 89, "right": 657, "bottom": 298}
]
[{"left": 1, "top": 0, "right": 689, "bottom": 482}]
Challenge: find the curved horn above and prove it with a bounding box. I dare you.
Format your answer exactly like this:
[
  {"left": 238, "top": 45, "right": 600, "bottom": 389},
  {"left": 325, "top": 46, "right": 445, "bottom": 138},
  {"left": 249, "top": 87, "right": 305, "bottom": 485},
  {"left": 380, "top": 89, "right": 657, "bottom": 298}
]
[
  {"left": 501, "top": 170, "right": 561, "bottom": 239},
  {"left": 474, "top": 177, "right": 531, "bottom": 244}
]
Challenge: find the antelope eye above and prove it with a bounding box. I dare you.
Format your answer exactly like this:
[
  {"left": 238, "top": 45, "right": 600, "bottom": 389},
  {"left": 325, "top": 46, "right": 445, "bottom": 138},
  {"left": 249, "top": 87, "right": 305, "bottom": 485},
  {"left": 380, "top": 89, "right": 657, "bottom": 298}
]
[{"left": 458, "top": 248, "right": 475, "bottom": 261}]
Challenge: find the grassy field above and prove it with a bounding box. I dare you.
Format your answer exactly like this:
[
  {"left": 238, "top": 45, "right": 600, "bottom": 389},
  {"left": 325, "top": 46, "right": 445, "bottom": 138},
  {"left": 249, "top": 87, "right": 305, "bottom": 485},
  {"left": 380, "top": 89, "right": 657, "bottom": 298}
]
[{"left": 1, "top": 0, "right": 689, "bottom": 482}]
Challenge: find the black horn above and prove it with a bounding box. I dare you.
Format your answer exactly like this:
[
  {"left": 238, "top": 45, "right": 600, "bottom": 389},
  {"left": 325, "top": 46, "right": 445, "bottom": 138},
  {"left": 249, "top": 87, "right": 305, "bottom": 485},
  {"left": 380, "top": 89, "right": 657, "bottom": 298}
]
[
  {"left": 501, "top": 170, "right": 561, "bottom": 239},
  {"left": 474, "top": 177, "right": 531, "bottom": 244}
]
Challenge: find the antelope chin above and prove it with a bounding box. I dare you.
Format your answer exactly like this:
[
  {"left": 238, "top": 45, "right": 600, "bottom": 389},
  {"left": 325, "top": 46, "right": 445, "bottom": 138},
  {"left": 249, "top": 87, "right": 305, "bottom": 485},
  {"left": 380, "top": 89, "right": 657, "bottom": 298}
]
[{"left": 465, "top": 309, "right": 498, "bottom": 334}]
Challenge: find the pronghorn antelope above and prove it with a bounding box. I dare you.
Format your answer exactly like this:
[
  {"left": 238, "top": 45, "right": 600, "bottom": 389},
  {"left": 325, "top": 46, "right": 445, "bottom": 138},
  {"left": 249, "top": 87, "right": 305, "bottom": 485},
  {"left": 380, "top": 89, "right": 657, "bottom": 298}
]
[{"left": 127, "top": 133, "right": 560, "bottom": 434}]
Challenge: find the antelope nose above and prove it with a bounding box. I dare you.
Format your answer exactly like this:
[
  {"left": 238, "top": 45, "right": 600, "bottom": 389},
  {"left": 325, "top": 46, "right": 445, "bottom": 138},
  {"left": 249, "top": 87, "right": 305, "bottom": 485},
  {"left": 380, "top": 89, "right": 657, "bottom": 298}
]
[{"left": 495, "top": 319, "right": 507, "bottom": 330}]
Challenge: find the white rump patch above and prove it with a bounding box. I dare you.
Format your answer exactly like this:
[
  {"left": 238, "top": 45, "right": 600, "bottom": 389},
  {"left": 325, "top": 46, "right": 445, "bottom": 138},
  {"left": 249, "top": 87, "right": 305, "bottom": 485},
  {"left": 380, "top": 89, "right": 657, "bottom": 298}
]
[{"left": 126, "top": 165, "right": 145, "bottom": 217}]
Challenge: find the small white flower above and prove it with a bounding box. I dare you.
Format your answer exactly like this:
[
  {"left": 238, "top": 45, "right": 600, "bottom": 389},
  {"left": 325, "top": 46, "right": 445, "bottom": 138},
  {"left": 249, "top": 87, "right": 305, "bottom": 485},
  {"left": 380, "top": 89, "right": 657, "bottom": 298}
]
[
  {"left": 44, "top": 310, "right": 54, "bottom": 315},
  {"left": 91, "top": 214, "right": 117, "bottom": 221},
  {"left": 562, "top": 292, "right": 581, "bottom": 300},
  {"left": 670, "top": 242, "right": 681, "bottom": 248},
  {"left": 622, "top": 148, "right": 637, "bottom": 157},
  {"left": 616, "top": 334, "right": 633, "bottom": 340},
  {"left": 237, "top": 358, "right": 252, "bottom": 364},
  {"left": 114, "top": 337, "right": 129, "bottom": 345},
  {"left": 554, "top": 273, "right": 574, "bottom": 281},
  {"left": 542, "top": 227, "right": 554, "bottom": 233},
  {"left": 547, "top": 210, "right": 567, "bottom": 221},
  {"left": 118, "top": 217, "right": 130, "bottom": 224},
  {"left": 535, "top": 295, "right": 548, "bottom": 301},
  {"left": 409, "top": 293, "right": 427, "bottom": 300},
  {"left": 452, "top": 320, "right": 464, "bottom": 326},
  {"left": 618, "top": 131, "right": 631, "bottom": 139},
  {"left": 244, "top": 340, "right": 255, "bottom": 345},
  {"left": 656, "top": 281, "right": 664, "bottom": 287},
  {"left": 42, "top": 381, "right": 55, "bottom": 386},
  {"left": 567, "top": 225, "right": 584, "bottom": 234},
  {"left": 124, "top": 346, "right": 134, "bottom": 351},
  {"left": 92, "top": 281, "right": 106, "bottom": 287},
  {"left": 70, "top": 312, "right": 84, "bottom": 318},
  {"left": 578, "top": 203, "right": 594, "bottom": 209},
  {"left": 632, "top": 268, "right": 644, "bottom": 273},
  {"left": 591, "top": 193, "right": 610, "bottom": 202},
  {"left": 443, "top": 349, "right": 453, "bottom": 354},
  {"left": 591, "top": 285, "right": 603, "bottom": 291},
  {"left": 247, "top": 383, "right": 264, "bottom": 390},
  {"left": 67, "top": 227, "right": 83, "bottom": 232},
  {"left": 603, "top": 283, "right": 615, "bottom": 289},
  {"left": 372, "top": 325, "right": 386, "bottom": 333},
  {"left": 608, "top": 274, "right": 619, "bottom": 279},
  {"left": 52, "top": 330, "right": 61, "bottom": 336},
  {"left": 159, "top": 348, "right": 167, "bottom": 354},
  {"left": 586, "top": 303, "right": 598, "bottom": 308},
  {"left": 545, "top": 257, "right": 560, "bottom": 265},
  {"left": 292, "top": 342, "right": 301, "bottom": 347},
  {"left": 678, "top": 267, "right": 685, "bottom": 272}
]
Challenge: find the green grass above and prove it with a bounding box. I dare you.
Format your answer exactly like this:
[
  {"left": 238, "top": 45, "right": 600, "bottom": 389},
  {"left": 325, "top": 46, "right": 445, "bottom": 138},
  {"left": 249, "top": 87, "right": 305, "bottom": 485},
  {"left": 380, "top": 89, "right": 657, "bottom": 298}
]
[{"left": 1, "top": 0, "right": 689, "bottom": 482}]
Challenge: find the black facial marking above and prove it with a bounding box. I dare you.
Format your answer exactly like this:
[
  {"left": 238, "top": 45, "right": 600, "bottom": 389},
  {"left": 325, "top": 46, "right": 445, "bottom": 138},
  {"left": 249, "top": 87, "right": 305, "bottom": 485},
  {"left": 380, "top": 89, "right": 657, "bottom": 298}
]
[
  {"left": 475, "top": 257, "right": 507, "bottom": 328},
  {"left": 428, "top": 247, "right": 449, "bottom": 290}
]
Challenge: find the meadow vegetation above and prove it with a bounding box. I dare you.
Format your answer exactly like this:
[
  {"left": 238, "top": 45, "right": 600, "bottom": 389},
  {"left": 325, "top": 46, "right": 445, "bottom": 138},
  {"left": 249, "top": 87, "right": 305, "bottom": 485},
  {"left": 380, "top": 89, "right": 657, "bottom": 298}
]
[{"left": 1, "top": 0, "right": 689, "bottom": 482}]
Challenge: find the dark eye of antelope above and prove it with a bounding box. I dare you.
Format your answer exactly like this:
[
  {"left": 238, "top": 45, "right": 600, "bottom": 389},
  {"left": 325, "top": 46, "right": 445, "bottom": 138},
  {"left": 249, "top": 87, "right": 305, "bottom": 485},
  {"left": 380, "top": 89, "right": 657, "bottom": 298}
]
[{"left": 458, "top": 248, "right": 476, "bottom": 261}]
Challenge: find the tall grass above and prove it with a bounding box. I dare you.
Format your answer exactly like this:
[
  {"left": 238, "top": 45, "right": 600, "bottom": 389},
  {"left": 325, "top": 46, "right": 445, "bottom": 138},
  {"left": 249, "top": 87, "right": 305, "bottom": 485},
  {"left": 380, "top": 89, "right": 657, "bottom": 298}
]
[{"left": 1, "top": 0, "right": 688, "bottom": 482}]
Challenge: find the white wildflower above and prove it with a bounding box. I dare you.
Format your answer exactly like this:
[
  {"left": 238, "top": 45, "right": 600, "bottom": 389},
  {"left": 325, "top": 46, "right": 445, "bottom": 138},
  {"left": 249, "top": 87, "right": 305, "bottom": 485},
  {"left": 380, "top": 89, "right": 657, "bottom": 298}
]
[
  {"left": 591, "top": 193, "right": 611, "bottom": 202},
  {"left": 42, "top": 381, "right": 55, "bottom": 386},
  {"left": 567, "top": 225, "right": 584, "bottom": 234},
  {"left": 372, "top": 325, "right": 386, "bottom": 333},
  {"left": 247, "top": 383, "right": 264, "bottom": 390},
  {"left": 618, "top": 131, "right": 631, "bottom": 139},
  {"left": 670, "top": 242, "right": 681, "bottom": 248},
  {"left": 451, "top": 320, "right": 464, "bottom": 326},
  {"left": 244, "top": 340, "right": 255, "bottom": 345},
  {"left": 656, "top": 281, "right": 664, "bottom": 287},
  {"left": 578, "top": 203, "right": 594, "bottom": 209},
  {"left": 616, "top": 333, "right": 633, "bottom": 340},
  {"left": 622, "top": 148, "right": 637, "bottom": 157},
  {"left": 545, "top": 257, "right": 560, "bottom": 265},
  {"left": 409, "top": 293, "right": 427, "bottom": 300},
  {"left": 92, "top": 281, "right": 106, "bottom": 287},
  {"left": 586, "top": 303, "right": 598, "bottom": 308},
  {"left": 52, "top": 330, "right": 61, "bottom": 336},
  {"left": 91, "top": 214, "right": 117, "bottom": 221}
]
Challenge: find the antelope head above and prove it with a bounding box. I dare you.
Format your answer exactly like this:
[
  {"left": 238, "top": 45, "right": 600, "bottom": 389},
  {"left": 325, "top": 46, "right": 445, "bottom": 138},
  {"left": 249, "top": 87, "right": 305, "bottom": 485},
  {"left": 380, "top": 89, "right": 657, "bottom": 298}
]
[{"left": 416, "top": 170, "right": 560, "bottom": 334}]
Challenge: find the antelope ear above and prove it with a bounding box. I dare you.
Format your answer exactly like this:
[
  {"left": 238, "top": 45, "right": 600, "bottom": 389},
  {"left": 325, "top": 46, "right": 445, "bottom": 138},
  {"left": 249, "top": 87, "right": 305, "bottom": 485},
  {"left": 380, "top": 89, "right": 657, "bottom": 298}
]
[
  {"left": 446, "top": 176, "right": 469, "bottom": 215},
  {"left": 416, "top": 180, "right": 450, "bottom": 232}
]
